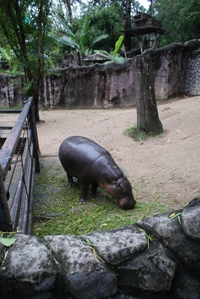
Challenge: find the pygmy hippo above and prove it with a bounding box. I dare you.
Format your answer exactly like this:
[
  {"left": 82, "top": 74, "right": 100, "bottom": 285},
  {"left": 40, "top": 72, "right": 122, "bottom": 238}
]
[{"left": 58, "top": 136, "right": 136, "bottom": 210}]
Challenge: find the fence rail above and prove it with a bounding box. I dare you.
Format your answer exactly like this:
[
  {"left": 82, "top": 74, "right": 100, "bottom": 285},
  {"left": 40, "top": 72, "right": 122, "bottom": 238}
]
[{"left": 0, "top": 97, "right": 40, "bottom": 234}]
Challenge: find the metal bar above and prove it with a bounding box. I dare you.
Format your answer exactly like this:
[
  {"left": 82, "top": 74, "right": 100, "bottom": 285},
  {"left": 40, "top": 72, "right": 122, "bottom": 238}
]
[
  {"left": 0, "top": 110, "right": 22, "bottom": 113},
  {"left": 5, "top": 143, "right": 22, "bottom": 198},
  {"left": 0, "top": 98, "right": 32, "bottom": 179},
  {"left": 18, "top": 133, "right": 33, "bottom": 233},
  {"left": 27, "top": 159, "right": 36, "bottom": 235},
  {"left": 0, "top": 96, "right": 40, "bottom": 234},
  {"left": 9, "top": 176, "right": 23, "bottom": 231},
  {"left": 0, "top": 165, "right": 12, "bottom": 232},
  {"left": 0, "top": 126, "right": 14, "bottom": 130},
  {"left": 8, "top": 127, "right": 28, "bottom": 230}
]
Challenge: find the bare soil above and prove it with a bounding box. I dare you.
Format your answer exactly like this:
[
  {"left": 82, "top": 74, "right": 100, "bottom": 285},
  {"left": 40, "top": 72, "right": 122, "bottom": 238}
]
[{"left": 36, "top": 95, "right": 200, "bottom": 209}]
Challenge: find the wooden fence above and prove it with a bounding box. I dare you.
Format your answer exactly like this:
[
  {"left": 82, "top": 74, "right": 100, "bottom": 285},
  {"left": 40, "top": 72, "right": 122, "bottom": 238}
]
[{"left": 0, "top": 97, "right": 40, "bottom": 234}]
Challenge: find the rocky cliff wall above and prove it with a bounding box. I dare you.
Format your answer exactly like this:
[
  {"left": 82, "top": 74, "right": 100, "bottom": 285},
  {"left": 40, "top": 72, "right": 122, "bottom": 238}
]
[
  {"left": 0, "top": 197, "right": 200, "bottom": 299},
  {"left": 0, "top": 74, "right": 24, "bottom": 108},
  {"left": 41, "top": 59, "right": 135, "bottom": 109},
  {"left": 0, "top": 40, "right": 200, "bottom": 108},
  {"left": 184, "top": 50, "right": 200, "bottom": 96}
]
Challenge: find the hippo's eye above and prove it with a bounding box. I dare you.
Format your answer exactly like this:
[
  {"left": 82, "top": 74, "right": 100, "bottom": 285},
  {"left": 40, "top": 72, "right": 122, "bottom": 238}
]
[{"left": 113, "top": 181, "right": 120, "bottom": 188}]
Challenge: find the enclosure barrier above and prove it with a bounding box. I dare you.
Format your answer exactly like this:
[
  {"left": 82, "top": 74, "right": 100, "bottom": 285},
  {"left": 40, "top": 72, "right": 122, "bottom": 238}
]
[{"left": 0, "top": 97, "right": 40, "bottom": 234}]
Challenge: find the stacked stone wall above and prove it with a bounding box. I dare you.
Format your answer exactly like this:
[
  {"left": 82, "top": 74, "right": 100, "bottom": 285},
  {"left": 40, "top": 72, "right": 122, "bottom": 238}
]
[{"left": 0, "top": 197, "right": 200, "bottom": 299}]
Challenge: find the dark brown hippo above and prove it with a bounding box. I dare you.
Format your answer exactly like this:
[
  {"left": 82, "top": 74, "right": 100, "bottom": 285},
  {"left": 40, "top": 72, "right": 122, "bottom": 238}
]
[{"left": 58, "top": 136, "right": 136, "bottom": 209}]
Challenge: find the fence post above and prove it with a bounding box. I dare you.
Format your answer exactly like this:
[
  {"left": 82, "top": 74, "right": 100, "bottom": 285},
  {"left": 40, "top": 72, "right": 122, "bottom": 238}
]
[{"left": 0, "top": 165, "right": 13, "bottom": 232}]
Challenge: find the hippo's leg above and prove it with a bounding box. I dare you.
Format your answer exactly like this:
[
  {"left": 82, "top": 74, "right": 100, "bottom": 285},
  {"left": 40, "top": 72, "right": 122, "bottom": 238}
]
[
  {"left": 67, "top": 174, "right": 74, "bottom": 187},
  {"left": 91, "top": 183, "right": 98, "bottom": 199},
  {"left": 79, "top": 182, "right": 90, "bottom": 204}
]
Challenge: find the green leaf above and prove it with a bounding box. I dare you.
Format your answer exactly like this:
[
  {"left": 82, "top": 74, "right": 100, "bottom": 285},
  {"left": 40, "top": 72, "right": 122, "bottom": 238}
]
[
  {"left": 92, "top": 34, "right": 109, "bottom": 47},
  {"left": 58, "top": 36, "right": 78, "bottom": 49},
  {"left": 0, "top": 237, "right": 16, "bottom": 247},
  {"left": 112, "top": 35, "right": 124, "bottom": 57}
]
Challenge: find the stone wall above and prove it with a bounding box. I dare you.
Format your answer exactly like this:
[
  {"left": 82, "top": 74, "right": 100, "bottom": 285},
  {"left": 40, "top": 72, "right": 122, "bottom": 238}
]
[
  {"left": 41, "top": 60, "right": 135, "bottom": 109},
  {"left": 0, "top": 39, "right": 200, "bottom": 108},
  {"left": 184, "top": 50, "right": 200, "bottom": 95},
  {"left": 0, "top": 74, "right": 25, "bottom": 108},
  {"left": 0, "top": 197, "right": 200, "bottom": 299}
]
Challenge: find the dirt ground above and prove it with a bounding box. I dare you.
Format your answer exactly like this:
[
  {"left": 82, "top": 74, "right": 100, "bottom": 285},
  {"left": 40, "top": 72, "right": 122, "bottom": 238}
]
[{"left": 36, "top": 95, "right": 200, "bottom": 209}]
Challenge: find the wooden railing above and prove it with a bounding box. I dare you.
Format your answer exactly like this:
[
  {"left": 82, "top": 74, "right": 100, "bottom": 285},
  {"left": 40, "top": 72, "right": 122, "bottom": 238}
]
[{"left": 0, "top": 97, "right": 40, "bottom": 234}]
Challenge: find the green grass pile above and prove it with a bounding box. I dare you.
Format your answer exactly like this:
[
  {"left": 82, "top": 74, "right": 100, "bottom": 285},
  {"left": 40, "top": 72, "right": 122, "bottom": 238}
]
[{"left": 33, "top": 163, "right": 179, "bottom": 238}]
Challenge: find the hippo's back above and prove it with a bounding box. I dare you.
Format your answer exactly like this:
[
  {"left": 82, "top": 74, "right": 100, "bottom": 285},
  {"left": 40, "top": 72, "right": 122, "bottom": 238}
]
[{"left": 58, "top": 136, "right": 111, "bottom": 178}]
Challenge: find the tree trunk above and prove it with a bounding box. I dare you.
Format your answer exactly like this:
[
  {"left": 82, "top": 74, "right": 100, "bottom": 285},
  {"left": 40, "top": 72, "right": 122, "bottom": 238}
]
[
  {"left": 124, "top": 0, "right": 131, "bottom": 52},
  {"left": 63, "top": 0, "right": 73, "bottom": 24},
  {"left": 135, "top": 53, "right": 163, "bottom": 135}
]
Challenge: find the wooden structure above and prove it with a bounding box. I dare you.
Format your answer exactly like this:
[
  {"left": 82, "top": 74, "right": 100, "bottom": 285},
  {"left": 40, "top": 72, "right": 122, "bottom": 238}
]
[
  {"left": 0, "top": 97, "right": 40, "bottom": 234},
  {"left": 123, "top": 13, "right": 165, "bottom": 52}
]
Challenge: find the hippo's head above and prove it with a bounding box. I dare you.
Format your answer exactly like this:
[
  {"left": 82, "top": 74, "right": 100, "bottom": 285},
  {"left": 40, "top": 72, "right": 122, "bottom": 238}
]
[{"left": 103, "top": 176, "right": 136, "bottom": 210}]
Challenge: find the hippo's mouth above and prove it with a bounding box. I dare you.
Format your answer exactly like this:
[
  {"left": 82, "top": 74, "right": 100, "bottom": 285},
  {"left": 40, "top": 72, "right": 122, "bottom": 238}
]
[{"left": 119, "top": 197, "right": 136, "bottom": 210}]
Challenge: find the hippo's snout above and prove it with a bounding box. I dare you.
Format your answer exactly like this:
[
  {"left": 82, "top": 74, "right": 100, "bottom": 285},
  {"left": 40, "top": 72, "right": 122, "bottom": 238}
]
[{"left": 118, "top": 197, "right": 136, "bottom": 210}]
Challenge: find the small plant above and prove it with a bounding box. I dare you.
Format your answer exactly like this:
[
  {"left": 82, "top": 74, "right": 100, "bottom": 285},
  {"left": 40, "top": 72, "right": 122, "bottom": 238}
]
[
  {"left": 0, "top": 231, "right": 16, "bottom": 247},
  {"left": 124, "top": 124, "right": 148, "bottom": 141},
  {"left": 96, "top": 35, "right": 125, "bottom": 64}
]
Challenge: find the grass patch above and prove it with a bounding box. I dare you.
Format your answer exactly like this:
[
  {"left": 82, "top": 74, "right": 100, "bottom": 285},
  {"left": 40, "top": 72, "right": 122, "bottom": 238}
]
[
  {"left": 33, "top": 163, "right": 178, "bottom": 238},
  {"left": 0, "top": 106, "right": 23, "bottom": 111},
  {"left": 124, "top": 124, "right": 148, "bottom": 141}
]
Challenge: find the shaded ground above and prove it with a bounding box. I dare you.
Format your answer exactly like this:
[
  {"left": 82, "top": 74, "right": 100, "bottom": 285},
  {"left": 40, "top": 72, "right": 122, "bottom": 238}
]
[{"left": 36, "top": 95, "right": 200, "bottom": 209}]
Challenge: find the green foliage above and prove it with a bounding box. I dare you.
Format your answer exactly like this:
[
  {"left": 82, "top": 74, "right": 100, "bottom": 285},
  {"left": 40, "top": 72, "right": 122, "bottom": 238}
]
[
  {"left": 0, "top": 46, "right": 23, "bottom": 74},
  {"left": 95, "top": 35, "right": 125, "bottom": 64},
  {"left": 87, "top": 1, "right": 124, "bottom": 51},
  {"left": 54, "top": 14, "right": 109, "bottom": 63},
  {"left": 0, "top": 1, "right": 53, "bottom": 100},
  {"left": 154, "top": 0, "right": 200, "bottom": 45},
  {"left": 112, "top": 35, "right": 124, "bottom": 57}
]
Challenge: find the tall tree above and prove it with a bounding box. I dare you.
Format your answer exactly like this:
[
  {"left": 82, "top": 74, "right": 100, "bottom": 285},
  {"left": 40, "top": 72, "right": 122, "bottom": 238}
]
[
  {"left": 59, "top": 0, "right": 81, "bottom": 23},
  {"left": 0, "top": 0, "right": 51, "bottom": 121},
  {"left": 124, "top": 0, "right": 131, "bottom": 51}
]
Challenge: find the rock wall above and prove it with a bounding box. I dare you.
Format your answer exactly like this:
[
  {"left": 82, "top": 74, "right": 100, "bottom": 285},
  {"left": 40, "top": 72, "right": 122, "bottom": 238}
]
[
  {"left": 41, "top": 60, "right": 135, "bottom": 109},
  {"left": 0, "top": 74, "right": 24, "bottom": 107},
  {"left": 184, "top": 50, "right": 200, "bottom": 96},
  {"left": 0, "top": 197, "right": 200, "bottom": 299},
  {"left": 0, "top": 39, "right": 200, "bottom": 108}
]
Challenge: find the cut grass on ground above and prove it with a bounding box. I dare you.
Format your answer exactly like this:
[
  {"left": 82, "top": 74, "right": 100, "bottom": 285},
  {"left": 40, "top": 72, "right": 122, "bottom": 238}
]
[{"left": 33, "top": 163, "right": 181, "bottom": 238}]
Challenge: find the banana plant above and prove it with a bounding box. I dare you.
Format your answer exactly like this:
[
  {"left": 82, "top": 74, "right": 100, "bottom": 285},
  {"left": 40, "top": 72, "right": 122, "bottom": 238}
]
[
  {"left": 54, "top": 14, "right": 108, "bottom": 65},
  {"left": 94, "top": 35, "right": 125, "bottom": 64}
]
